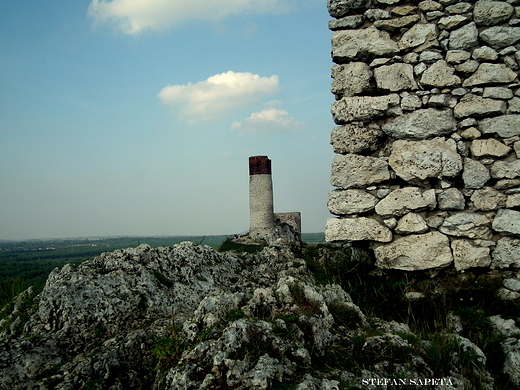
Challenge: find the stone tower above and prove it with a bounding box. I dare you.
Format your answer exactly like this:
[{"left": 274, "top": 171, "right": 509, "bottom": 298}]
[{"left": 249, "top": 156, "right": 275, "bottom": 240}]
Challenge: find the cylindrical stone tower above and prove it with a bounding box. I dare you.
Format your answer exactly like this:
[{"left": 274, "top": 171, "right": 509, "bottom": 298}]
[{"left": 249, "top": 156, "right": 275, "bottom": 237}]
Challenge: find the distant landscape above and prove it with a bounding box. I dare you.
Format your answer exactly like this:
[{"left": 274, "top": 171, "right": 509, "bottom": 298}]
[{"left": 0, "top": 233, "right": 325, "bottom": 306}]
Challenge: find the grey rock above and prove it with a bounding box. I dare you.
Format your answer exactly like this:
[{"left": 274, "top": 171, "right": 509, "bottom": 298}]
[
  {"left": 451, "top": 239, "right": 491, "bottom": 270},
  {"left": 472, "top": 46, "right": 499, "bottom": 61},
  {"left": 449, "top": 22, "right": 478, "bottom": 50},
  {"left": 508, "top": 97, "right": 520, "bottom": 114},
  {"left": 331, "top": 63, "right": 373, "bottom": 97},
  {"left": 461, "top": 127, "right": 481, "bottom": 139},
  {"left": 331, "top": 94, "right": 400, "bottom": 124},
  {"left": 439, "top": 212, "right": 493, "bottom": 239},
  {"left": 382, "top": 108, "right": 456, "bottom": 139},
  {"left": 364, "top": 8, "right": 391, "bottom": 20},
  {"left": 491, "top": 160, "right": 520, "bottom": 179},
  {"left": 463, "top": 158, "right": 490, "bottom": 189},
  {"left": 374, "top": 14, "right": 420, "bottom": 32},
  {"left": 454, "top": 94, "right": 507, "bottom": 118},
  {"left": 507, "top": 193, "right": 520, "bottom": 207},
  {"left": 463, "top": 63, "right": 518, "bottom": 88},
  {"left": 420, "top": 50, "right": 443, "bottom": 62},
  {"left": 400, "top": 92, "right": 423, "bottom": 110},
  {"left": 492, "top": 209, "right": 520, "bottom": 235},
  {"left": 502, "top": 338, "right": 520, "bottom": 387},
  {"left": 497, "top": 288, "right": 520, "bottom": 300},
  {"left": 438, "top": 188, "right": 466, "bottom": 210},
  {"left": 419, "top": 1, "right": 443, "bottom": 12},
  {"left": 374, "top": 187, "right": 432, "bottom": 217},
  {"left": 483, "top": 87, "right": 514, "bottom": 100},
  {"left": 395, "top": 212, "right": 429, "bottom": 234},
  {"left": 330, "top": 123, "right": 383, "bottom": 154},
  {"left": 479, "top": 115, "right": 520, "bottom": 138},
  {"left": 399, "top": 23, "right": 438, "bottom": 51},
  {"left": 438, "top": 15, "right": 468, "bottom": 30},
  {"left": 446, "top": 50, "right": 471, "bottom": 64},
  {"left": 331, "top": 154, "right": 390, "bottom": 189},
  {"left": 328, "top": 189, "right": 379, "bottom": 215},
  {"left": 474, "top": 0, "right": 514, "bottom": 26},
  {"left": 374, "top": 63, "right": 417, "bottom": 92},
  {"left": 328, "top": 0, "right": 373, "bottom": 18},
  {"left": 470, "top": 187, "right": 507, "bottom": 210},
  {"left": 420, "top": 60, "right": 461, "bottom": 87},
  {"left": 454, "top": 59, "right": 480, "bottom": 73},
  {"left": 471, "top": 138, "right": 512, "bottom": 157},
  {"left": 389, "top": 138, "right": 462, "bottom": 181},
  {"left": 325, "top": 217, "right": 392, "bottom": 242},
  {"left": 480, "top": 26, "right": 520, "bottom": 49},
  {"left": 489, "top": 315, "right": 520, "bottom": 336},
  {"left": 374, "top": 231, "right": 453, "bottom": 270},
  {"left": 493, "top": 236, "right": 520, "bottom": 267},
  {"left": 504, "top": 278, "right": 520, "bottom": 291},
  {"left": 328, "top": 15, "right": 365, "bottom": 30},
  {"left": 332, "top": 27, "right": 399, "bottom": 63},
  {"left": 445, "top": 2, "right": 473, "bottom": 14}
]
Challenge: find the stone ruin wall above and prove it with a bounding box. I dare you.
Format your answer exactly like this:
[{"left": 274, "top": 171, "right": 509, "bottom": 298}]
[{"left": 325, "top": 0, "right": 520, "bottom": 272}]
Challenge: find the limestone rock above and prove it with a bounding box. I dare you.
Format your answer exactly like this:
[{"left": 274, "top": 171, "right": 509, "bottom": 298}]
[
  {"left": 438, "top": 188, "right": 466, "bottom": 210},
  {"left": 389, "top": 138, "right": 462, "bottom": 182},
  {"left": 463, "top": 63, "right": 518, "bottom": 88},
  {"left": 327, "top": 0, "right": 373, "bottom": 18},
  {"left": 479, "top": 115, "right": 520, "bottom": 138},
  {"left": 492, "top": 209, "right": 520, "bottom": 235},
  {"left": 331, "top": 94, "right": 400, "bottom": 124},
  {"left": 420, "top": 60, "right": 461, "bottom": 87},
  {"left": 331, "top": 154, "right": 390, "bottom": 189},
  {"left": 331, "top": 63, "right": 373, "bottom": 97},
  {"left": 502, "top": 338, "right": 520, "bottom": 387},
  {"left": 419, "top": 1, "right": 442, "bottom": 12},
  {"left": 483, "top": 87, "right": 514, "bottom": 100},
  {"left": 449, "top": 22, "right": 478, "bottom": 50},
  {"left": 463, "top": 158, "right": 490, "bottom": 189},
  {"left": 489, "top": 315, "right": 520, "bottom": 337},
  {"left": 399, "top": 23, "right": 438, "bottom": 51},
  {"left": 374, "top": 14, "right": 421, "bottom": 32},
  {"left": 329, "top": 15, "right": 365, "bottom": 30},
  {"left": 330, "top": 123, "right": 383, "bottom": 154},
  {"left": 325, "top": 217, "right": 393, "bottom": 242},
  {"left": 491, "top": 160, "right": 520, "bottom": 179},
  {"left": 395, "top": 212, "right": 429, "bottom": 234},
  {"left": 504, "top": 278, "right": 520, "bottom": 292},
  {"left": 471, "top": 187, "right": 507, "bottom": 210},
  {"left": 400, "top": 92, "right": 423, "bottom": 111},
  {"left": 471, "top": 139, "right": 512, "bottom": 158},
  {"left": 439, "top": 212, "right": 492, "bottom": 239},
  {"left": 492, "top": 236, "right": 520, "bottom": 268},
  {"left": 375, "top": 187, "right": 430, "bottom": 217},
  {"left": 332, "top": 27, "right": 400, "bottom": 63},
  {"left": 454, "top": 94, "right": 506, "bottom": 118},
  {"left": 507, "top": 193, "right": 520, "bottom": 208},
  {"left": 374, "top": 231, "right": 453, "bottom": 270},
  {"left": 328, "top": 189, "right": 379, "bottom": 215},
  {"left": 451, "top": 239, "right": 491, "bottom": 270},
  {"left": 382, "top": 108, "right": 456, "bottom": 139},
  {"left": 438, "top": 15, "right": 469, "bottom": 30},
  {"left": 479, "top": 26, "right": 520, "bottom": 49},
  {"left": 374, "top": 63, "right": 418, "bottom": 92},
  {"left": 472, "top": 46, "right": 499, "bottom": 61},
  {"left": 446, "top": 50, "right": 471, "bottom": 64},
  {"left": 473, "top": 0, "right": 514, "bottom": 26}
]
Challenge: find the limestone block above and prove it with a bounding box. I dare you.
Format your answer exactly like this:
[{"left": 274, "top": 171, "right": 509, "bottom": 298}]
[
  {"left": 331, "top": 94, "right": 400, "bottom": 124},
  {"left": 483, "top": 87, "right": 514, "bottom": 100},
  {"left": 328, "top": 15, "right": 365, "bottom": 30},
  {"left": 463, "top": 158, "right": 490, "bottom": 189},
  {"left": 489, "top": 315, "right": 520, "bottom": 336},
  {"left": 374, "top": 231, "right": 453, "bottom": 271},
  {"left": 382, "top": 108, "right": 456, "bottom": 139},
  {"left": 364, "top": 9, "right": 391, "bottom": 21},
  {"left": 327, "top": 0, "right": 372, "bottom": 18},
  {"left": 331, "top": 154, "right": 390, "bottom": 189},
  {"left": 328, "top": 189, "right": 379, "bottom": 215},
  {"left": 439, "top": 212, "right": 493, "bottom": 239},
  {"left": 332, "top": 28, "right": 400, "bottom": 63},
  {"left": 491, "top": 160, "right": 520, "bottom": 179},
  {"left": 389, "top": 138, "right": 462, "bottom": 181},
  {"left": 461, "top": 127, "right": 481, "bottom": 139},
  {"left": 479, "top": 26, "right": 520, "bottom": 49},
  {"left": 420, "top": 51, "right": 443, "bottom": 62},
  {"left": 493, "top": 209, "right": 520, "bottom": 235},
  {"left": 479, "top": 115, "right": 520, "bottom": 138},
  {"left": 375, "top": 187, "right": 430, "bottom": 217},
  {"left": 454, "top": 59, "right": 480, "bottom": 74},
  {"left": 449, "top": 22, "right": 478, "bottom": 50},
  {"left": 446, "top": 50, "right": 471, "bottom": 64},
  {"left": 391, "top": 5, "right": 417, "bottom": 15},
  {"left": 330, "top": 123, "right": 383, "bottom": 154},
  {"left": 472, "top": 46, "right": 499, "bottom": 61},
  {"left": 400, "top": 92, "right": 423, "bottom": 111},
  {"left": 463, "top": 63, "right": 517, "bottom": 88},
  {"left": 395, "top": 212, "right": 429, "bottom": 234},
  {"left": 470, "top": 187, "right": 507, "bottom": 210},
  {"left": 504, "top": 279, "right": 520, "bottom": 292},
  {"left": 507, "top": 193, "right": 520, "bottom": 208},
  {"left": 374, "top": 15, "right": 420, "bottom": 32},
  {"left": 331, "top": 63, "right": 373, "bottom": 97},
  {"left": 438, "top": 15, "right": 468, "bottom": 30},
  {"left": 516, "top": 141, "right": 520, "bottom": 158},
  {"left": 454, "top": 94, "right": 506, "bottom": 118},
  {"left": 493, "top": 236, "right": 520, "bottom": 268},
  {"left": 438, "top": 188, "right": 466, "bottom": 210},
  {"left": 374, "top": 63, "right": 417, "bottom": 92},
  {"left": 419, "top": 1, "right": 442, "bottom": 12},
  {"left": 325, "top": 217, "right": 392, "bottom": 242},
  {"left": 420, "top": 60, "right": 461, "bottom": 87},
  {"left": 473, "top": 0, "right": 514, "bottom": 26},
  {"left": 508, "top": 97, "right": 520, "bottom": 115},
  {"left": 471, "top": 139, "right": 512, "bottom": 158},
  {"left": 451, "top": 239, "right": 491, "bottom": 271},
  {"left": 445, "top": 3, "right": 473, "bottom": 14},
  {"left": 399, "top": 23, "right": 438, "bottom": 51}
]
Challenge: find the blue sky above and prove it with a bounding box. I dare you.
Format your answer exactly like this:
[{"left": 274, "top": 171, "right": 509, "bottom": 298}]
[{"left": 0, "top": 0, "right": 334, "bottom": 240}]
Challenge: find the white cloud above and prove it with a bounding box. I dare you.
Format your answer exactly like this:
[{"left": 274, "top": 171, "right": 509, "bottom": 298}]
[
  {"left": 158, "top": 71, "right": 279, "bottom": 122},
  {"left": 88, "top": 0, "right": 296, "bottom": 34},
  {"left": 231, "top": 108, "right": 302, "bottom": 134}
]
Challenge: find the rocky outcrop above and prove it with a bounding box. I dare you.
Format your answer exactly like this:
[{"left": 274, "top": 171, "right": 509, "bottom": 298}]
[{"left": 327, "top": 0, "right": 520, "bottom": 272}]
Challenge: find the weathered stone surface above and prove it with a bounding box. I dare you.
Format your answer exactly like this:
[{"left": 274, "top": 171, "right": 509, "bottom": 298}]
[
  {"left": 472, "top": 46, "right": 499, "bottom": 61},
  {"left": 327, "top": 0, "right": 372, "bottom": 18},
  {"left": 391, "top": 5, "right": 417, "bottom": 15},
  {"left": 491, "top": 160, "right": 520, "bottom": 179},
  {"left": 332, "top": 28, "right": 400, "bottom": 63},
  {"left": 375, "top": 187, "right": 430, "bottom": 217},
  {"left": 420, "top": 60, "right": 461, "bottom": 87},
  {"left": 471, "top": 139, "right": 512, "bottom": 158},
  {"left": 438, "top": 188, "right": 466, "bottom": 210},
  {"left": 502, "top": 338, "right": 520, "bottom": 387},
  {"left": 389, "top": 138, "right": 463, "bottom": 181},
  {"left": 438, "top": 15, "right": 468, "bottom": 30},
  {"left": 331, "top": 94, "right": 400, "bottom": 124},
  {"left": 419, "top": 1, "right": 442, "bottom": 12},
  {"left": 395, "top": 212, "right": 429, "bottom": 234},
  {"left": 382, "top": 108, "right": 456, "bottom": 139},
  {"left": 331, "top": 154, "right": 390, "bottom": 189},
  {"left": 439, "top": 212, "right": 493, "bottom": 239},
  {"left": 474, "top": 0, "right": 514, "bottom": 26},
  {"left": 374, "top": 63, "right": 418, "bottom": 91},
  {"left": 494, "top": 237, "right": 520, "bottom": 268},
  {"left": 504, "top": 278, "right": 520, "bottom": 292},
  {"left": 364, "top": 8, "right": 391, "bottom": 21},
  {"left": 400, "top": 92, "right": 423, "bottom": 111},
  {"left": 331, "top": 123, "right": 383, "bottom": 154},
  {"left": 446, "top": 50, "right": 471, "bottom": 64},
  {"left": 449, "top": 22, "right": 478, "bottom": 50},
  {"left": 454, "top": 59, "right": 480, "bottom": 74},
  {"left": 374, "top": 231, "right": 453, "bottom": 270},
  {"left": 325, "top": 217, "right": 393, "bottom": 242},
  {"left": 454, "top": 94, "right": 506, "bottom": 118},
  {"left": 489, "top": 315, "right": 520, "bottom": 337},
  {"left": 451, "top": 239, "right": 491, "bottom": 270},
  {"left": 463, "top": 63, "right": 518, "bottom": 88},
  {"left": 328, "top": 189, "right": 379, "bottom": 215},
  {"left": 331, "top": 63, "right": 373, "bottom": 97},
  {"left": 463, "top": 158, "right": 490, "bottom": 189},
  {"left": 374, "top": 14, "right": 420, "bottom": 31},
  {"left": 483, "top": 87, "right": 514, "bottom": 100},
  {"left": 479, "top": 26, "right": 520, "bottom": 49},
  {"left": 493, "top": 209, "right": 520, "bottom": 235},
  {"left": 329, "top": 15, "right": 365, "bottom": 30},
  {"left": 479, "top": 115, "right": 520, "bottom": 138},
  {"left": 399, "top": 23, "right": 438, "bottom": 51},
  {"left": 507, "top": 193, "right": 520, "bottom": 208},
  {"left": 470, "top": 187, "right": 507, "bottom": 210}
]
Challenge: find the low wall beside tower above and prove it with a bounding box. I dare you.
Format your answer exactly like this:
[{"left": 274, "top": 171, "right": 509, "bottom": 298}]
[{"left": 325, "top": 0, "right": 520, "bottom": 272}]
